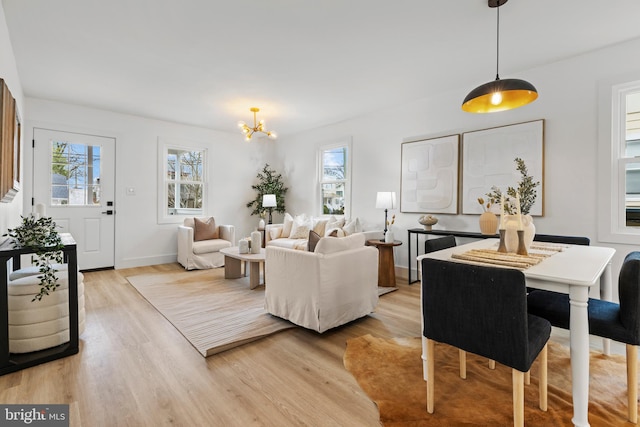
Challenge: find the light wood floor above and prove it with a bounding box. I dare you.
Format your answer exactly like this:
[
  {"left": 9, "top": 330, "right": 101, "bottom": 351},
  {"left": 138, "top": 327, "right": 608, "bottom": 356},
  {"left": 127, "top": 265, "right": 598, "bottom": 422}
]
[
  {"left": 0, "top": 264, "right": 626, "bottom": 427},
  {"left": 0, "top": 264, "right": 423, "bottom": 427}
]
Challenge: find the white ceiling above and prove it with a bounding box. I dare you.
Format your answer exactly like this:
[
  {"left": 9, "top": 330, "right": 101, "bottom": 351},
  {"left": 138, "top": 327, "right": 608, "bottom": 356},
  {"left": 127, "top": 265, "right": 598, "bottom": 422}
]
[{"left": 3, "top": 0, "right": 640, "bottom": 137}]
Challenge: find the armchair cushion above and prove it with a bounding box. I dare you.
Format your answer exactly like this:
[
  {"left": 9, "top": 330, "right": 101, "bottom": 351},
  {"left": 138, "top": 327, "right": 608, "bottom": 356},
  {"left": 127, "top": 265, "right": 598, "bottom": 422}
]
[
  {"left": 193, "top": 217, "right": 218, "bottom": 241},
  {"left": 308, "top": 231, "right": 322, "bottom": 252}
]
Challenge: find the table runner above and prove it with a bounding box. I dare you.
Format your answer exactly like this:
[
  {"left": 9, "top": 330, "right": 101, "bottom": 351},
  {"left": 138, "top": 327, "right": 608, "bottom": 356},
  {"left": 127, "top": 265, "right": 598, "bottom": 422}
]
[{"left": 451, "top": 242, "right": 565, "bottom": 270}]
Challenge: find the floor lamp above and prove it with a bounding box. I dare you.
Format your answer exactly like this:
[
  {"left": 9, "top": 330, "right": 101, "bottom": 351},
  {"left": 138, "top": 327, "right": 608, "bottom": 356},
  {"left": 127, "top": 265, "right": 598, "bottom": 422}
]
[
  {"left": 376, "top": 192, "right": 396, "bottom": 236},
  {"left": 262, "top": 194, "right": 277, "bottom": 224}
]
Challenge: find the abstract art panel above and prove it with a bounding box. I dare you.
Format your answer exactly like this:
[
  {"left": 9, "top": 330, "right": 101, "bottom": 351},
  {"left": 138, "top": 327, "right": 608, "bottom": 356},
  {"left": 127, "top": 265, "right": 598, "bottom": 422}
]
[{"left": 400, "top": 134, "right": 459, "bottom": 213}]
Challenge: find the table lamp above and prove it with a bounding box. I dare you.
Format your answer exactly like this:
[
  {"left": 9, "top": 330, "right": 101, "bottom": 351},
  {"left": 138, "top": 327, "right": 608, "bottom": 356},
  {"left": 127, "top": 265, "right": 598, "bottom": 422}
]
[
  {"left": 376, "top": 191, "right": 396, "bottom": 236},
  {"left": 262, "top": 194, "right": 277, "bottom": 224}
]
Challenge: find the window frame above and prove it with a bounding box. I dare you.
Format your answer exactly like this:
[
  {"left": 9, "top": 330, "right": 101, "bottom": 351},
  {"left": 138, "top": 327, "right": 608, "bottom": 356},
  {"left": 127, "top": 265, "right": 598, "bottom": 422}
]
[
  {"left": 597, "top": 76, "right": 640, "bottom": 243},
  {"left": 157, "top": 138, "right": 208, "bottom": 224},
  {"left": 317, "top": 138, "right": 352, "bottom": 217}
]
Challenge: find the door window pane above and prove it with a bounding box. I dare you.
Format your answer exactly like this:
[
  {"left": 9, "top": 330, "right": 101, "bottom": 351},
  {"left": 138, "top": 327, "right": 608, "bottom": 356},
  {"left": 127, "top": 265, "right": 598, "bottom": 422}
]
[{"left": 50, "top": 141, "right": 101, "bottom": 206}]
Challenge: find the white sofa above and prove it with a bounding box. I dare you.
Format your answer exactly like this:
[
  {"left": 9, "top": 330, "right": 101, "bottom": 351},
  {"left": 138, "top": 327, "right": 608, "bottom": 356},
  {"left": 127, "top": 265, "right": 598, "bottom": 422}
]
[
  {"left": 265, "top": 214, "right": 381, "bottom": 250},
  {"left": 265, "top": 233, "right": 379, "bottom": 333},
  {"left": 177, "top": 217, "right": 235, "bottom": 270}
]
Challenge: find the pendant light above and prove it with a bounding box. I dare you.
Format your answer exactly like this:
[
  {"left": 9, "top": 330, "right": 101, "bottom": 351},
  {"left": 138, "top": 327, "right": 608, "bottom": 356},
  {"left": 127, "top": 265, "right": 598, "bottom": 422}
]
[{"left": 461, "top": 0, "right": 538, "bottom": 113}]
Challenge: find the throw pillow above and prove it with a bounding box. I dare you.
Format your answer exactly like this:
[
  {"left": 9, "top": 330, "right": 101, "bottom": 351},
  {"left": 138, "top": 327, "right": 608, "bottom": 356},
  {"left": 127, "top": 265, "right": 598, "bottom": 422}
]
[
  {"left": 289, "top": 216, "right": 312, "bottom": 239},
  {"left": 193, "top": 217, "right": 218, "bottom": 241},
  {"left": 325, "top": 216, "right": 345, "bottom": 236},
  {"left": 269, "top": 227, "right": 282, "bottom": 240},
  {"left": 308, "top": 230, "right": 322, "bottom": 252},
  {"left": 281, "top": 213, "right": 294, "bottom": 238},
  {"left": 326, "top": 228, "right": 345, "bottom": 237},
  {"left": 342, "top": 217, "right": 361, "bottom": 236},
  {"left": 312, "top": 218, "right": 329, "bottom": 236}
]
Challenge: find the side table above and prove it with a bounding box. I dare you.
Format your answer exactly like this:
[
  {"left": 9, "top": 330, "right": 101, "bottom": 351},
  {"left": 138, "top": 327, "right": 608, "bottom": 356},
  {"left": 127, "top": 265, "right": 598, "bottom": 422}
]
[{"left": 367, "top": 239, "right": 403, "bottom": 287}]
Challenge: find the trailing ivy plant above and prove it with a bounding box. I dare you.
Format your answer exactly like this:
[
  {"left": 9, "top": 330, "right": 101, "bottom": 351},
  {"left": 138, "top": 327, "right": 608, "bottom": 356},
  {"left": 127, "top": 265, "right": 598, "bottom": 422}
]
[
  {"left": 485, "top": 157, "right": 540, "bottom": 215},
  {"left": 3, "top": 215, "right": 64, "bottom": 301},
  {"left": 246, "top": 163, "right": 288, "bottom": 217}
]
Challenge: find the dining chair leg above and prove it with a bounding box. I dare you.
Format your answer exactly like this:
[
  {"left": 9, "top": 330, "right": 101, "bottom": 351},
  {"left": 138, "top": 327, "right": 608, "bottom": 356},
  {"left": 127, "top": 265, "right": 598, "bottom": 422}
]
[
  {"left": 427, "top": 339, "right": 435, "bottom": 414},
  {"left": 539, "top": 344, "right": 548, "bottom": 411},
  {"left": 459, "top": 349, "right": 466, "bottom": 379},
  {"left": 512, "top": 369, "right": 524, "bottom": 427},
  {"left": 627, "top": 344, "right": 638, "bottom": 423},
  {"left": 489, "top": 359, "right": 496, "bottom": 370}
]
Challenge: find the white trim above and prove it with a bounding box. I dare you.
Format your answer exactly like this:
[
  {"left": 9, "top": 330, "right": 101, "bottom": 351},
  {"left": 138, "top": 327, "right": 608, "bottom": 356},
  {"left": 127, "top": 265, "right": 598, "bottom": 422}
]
[
  {"left": 157, "top": 137, "right": 208, "bottom": 224},
  {"left": 597, "top": 75, "right": 640, "bottom": 244},
  {"left": 317, "top": 137, "right": 352, "bottom": 217}
]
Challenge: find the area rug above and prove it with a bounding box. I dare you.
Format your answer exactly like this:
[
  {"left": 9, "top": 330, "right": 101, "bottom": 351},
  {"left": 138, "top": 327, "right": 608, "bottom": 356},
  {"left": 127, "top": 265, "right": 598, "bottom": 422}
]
[
  {"left": 127, "top": 269, "right": 395, "bottom": 357},
  {"left": 344, "top": 334, "right": 633, "bottom": 426},
  {"left": 126, "top": 269, "right": 296, "bottom": 357}
]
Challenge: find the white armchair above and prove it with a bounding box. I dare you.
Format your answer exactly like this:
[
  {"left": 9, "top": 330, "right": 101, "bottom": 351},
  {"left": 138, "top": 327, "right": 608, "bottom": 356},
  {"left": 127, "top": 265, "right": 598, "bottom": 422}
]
[
  {"left": 177, "top": 217, "right": 235, "bottom": 270},
  {"left": 265, "top": 233, "right": 379, "bottom": 333}
]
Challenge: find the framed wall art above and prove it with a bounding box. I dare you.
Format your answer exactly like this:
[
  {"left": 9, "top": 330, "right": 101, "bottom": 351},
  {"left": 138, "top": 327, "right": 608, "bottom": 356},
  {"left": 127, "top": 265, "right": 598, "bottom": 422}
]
[
  {"left": 461, "top": 119, "right": 544, "bottom": 215},
  {"left": 400, "top": 134, "right": 459, "bottom": 214},
  {"left": 0, "top": 78, "right": 19, "bottom": 203}
]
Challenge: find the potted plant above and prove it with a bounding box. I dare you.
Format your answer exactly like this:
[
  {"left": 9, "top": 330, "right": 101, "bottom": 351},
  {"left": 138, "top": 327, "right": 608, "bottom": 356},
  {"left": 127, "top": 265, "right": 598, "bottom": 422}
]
[
  {"left": 485, "top": 158, "right": 540, "bottom": 251},
  {"left": 246, "top": 163, "right": 288, "bottom": 220},
  {"left": 3, "top": 215, "right": 64, "bottom": 301}
]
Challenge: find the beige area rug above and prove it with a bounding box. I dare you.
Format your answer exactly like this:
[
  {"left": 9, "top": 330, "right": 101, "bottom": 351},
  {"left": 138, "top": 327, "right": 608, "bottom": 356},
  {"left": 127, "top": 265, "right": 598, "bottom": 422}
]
[
  {"left": 344, "top": 334, "right": 633, "bottom": 426},
  {"left": 127, "top": 269, "right": 396, "bottom": 357}
]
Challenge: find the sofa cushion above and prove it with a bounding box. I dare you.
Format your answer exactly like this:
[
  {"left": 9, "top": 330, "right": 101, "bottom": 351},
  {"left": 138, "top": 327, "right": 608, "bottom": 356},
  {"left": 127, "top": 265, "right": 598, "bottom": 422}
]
[
  {"left": 315, "top": 233, "right": 365, "bottom": 254},
  {"left": 192, "top": 239, "right": 232, "bottom": 255},
  {"left": 281, "top": 213, "right": 294, "bottom": 238},
  {"left": 342, "top": 217, "right": 363, "bottom": 235},
  {"left": 312, "top": 218, "right": 329, "bottom": 236},
  {"left": 194, "top": 217, "right": 218, "bottom": 241},
  {"left": 290, "top": 216, "right": 312, "bottom": 239},
  {"left": 325, "top": 216, "right": 345, "bottom": 236},
  {"left": 269, "top": 227, "right": 282, "bottom": 240},
  {"left": 308, "top": 231, "right": 322, "bottom": 252}
]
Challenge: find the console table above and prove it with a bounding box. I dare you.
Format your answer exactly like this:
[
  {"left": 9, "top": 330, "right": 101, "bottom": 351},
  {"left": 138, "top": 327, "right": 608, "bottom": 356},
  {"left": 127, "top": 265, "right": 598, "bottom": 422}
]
[
  {"left": 0, "top": 233, "right": 79, "bottom": 375},
  {"left": 407, "top": 229, "right": 497, "bottom": 283}
]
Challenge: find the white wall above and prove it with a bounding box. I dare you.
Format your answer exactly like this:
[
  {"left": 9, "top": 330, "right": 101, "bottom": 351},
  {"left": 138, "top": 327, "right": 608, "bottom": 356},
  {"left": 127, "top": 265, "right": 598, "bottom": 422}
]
[
  {"left": 276, "top": 36, "right": 640, "bottom": 292},
  {"left": 0, "top": 3, "right": 24, "bottom": 238},
  {"left": 24, "top": 99, "right": 276, "bottom": 268}
]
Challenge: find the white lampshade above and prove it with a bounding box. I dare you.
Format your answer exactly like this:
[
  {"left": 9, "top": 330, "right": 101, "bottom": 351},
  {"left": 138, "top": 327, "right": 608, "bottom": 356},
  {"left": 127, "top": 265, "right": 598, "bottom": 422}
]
[
  {"left": 262, "top": 194, "right": 277, "bottom": 208},
  {"left": 376, "top": 192, "right": 396, "bottom": 209}
]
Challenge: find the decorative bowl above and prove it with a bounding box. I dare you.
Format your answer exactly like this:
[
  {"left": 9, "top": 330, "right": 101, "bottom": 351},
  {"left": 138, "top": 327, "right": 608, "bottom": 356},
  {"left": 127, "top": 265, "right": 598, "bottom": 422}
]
[{"left": 418, "top": 215, "right": 438, "bottom": 230}]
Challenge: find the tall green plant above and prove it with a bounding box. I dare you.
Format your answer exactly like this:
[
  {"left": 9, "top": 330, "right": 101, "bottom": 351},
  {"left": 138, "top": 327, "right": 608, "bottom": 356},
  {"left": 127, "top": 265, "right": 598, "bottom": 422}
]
[
  {"left": 3, "top": 216, "right": 64, "bottom": 301},
  {"left": 246, "top": 164, "right": 288, "bottom": 216}
]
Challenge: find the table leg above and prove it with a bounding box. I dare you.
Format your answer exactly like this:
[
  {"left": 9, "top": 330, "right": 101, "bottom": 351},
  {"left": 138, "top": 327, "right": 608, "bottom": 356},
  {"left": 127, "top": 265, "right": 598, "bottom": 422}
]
[
  {"left": 600, "top": 263, "right": 613, "bottom": 355},
  {"left": 249, "top": 261, "right": 260, "bottom": 289},
  {"left": 569, "top": 284, "right": 591, "bottom": 427},
  {"left": 378, "top": 246, "right": 396, "bottom": 287},
  {"left": 224, "top": 256, "right": 242, "bottom": 279},
  {"left": 408, "top": 230, "right": 413, "bottom": 284}
]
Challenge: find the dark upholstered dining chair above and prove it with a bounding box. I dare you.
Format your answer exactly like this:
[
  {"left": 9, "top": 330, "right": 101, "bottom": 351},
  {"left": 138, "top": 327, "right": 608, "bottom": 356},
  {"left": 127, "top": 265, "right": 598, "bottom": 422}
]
[
  {"left": 532, "top": 234, "right": 590, "bottom": 246},
  {"left": 424, "top": 235, "right": 456, "bottom": 254},
  {"left": 422, "top": 258, "right": 551, "bottom": 427},
  {"left": 528, "top": 251, "right": 640, "bottom": 423}
]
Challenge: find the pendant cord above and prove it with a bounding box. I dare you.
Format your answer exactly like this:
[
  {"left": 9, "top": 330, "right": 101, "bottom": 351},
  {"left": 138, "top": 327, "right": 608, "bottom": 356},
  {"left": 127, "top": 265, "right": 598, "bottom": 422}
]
[{"left": 495, "top": 4, "right": 500, "bottom": 80}]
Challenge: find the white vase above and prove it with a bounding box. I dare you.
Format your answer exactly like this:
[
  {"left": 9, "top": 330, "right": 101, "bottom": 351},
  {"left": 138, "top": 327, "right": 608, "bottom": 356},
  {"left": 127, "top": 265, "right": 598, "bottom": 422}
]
[
  {"left": 384, "top": 228, "right": 394, "bottom": 243},
  {"left": 504, "top": 214, "right": 535, "bottom": 253},
  {"left": 258, "top": 219, "right": 265, "bottom": 230}
]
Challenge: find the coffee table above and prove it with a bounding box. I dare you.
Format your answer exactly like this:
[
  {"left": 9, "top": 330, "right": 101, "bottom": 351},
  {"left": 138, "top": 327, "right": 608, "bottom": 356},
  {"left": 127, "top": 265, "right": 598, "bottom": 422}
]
[{"left": 220, "top": 247, "right": 266, "bottom": 289}]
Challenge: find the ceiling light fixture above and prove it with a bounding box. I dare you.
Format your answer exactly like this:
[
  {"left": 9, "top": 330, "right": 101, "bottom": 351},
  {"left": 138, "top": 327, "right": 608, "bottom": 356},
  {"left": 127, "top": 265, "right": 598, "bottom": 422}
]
[
  {"left": 461, "top": 0, "right": 538, "bottom": 113},
  {"left": 238, "top": 107, "right": 277, "bottom": 141}
]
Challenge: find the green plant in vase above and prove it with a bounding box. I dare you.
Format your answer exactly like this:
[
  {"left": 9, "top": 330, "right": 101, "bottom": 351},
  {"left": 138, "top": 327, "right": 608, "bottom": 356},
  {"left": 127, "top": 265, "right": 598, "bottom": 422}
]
[
  {"left": 246, "top": 163, "right": 288, "bottom": 218},
  {"left": 3, "top": 215, "right": 64, "bottom": 301},
  {"left": 485, "top": 157, "right": 540, "bottom": 215}
]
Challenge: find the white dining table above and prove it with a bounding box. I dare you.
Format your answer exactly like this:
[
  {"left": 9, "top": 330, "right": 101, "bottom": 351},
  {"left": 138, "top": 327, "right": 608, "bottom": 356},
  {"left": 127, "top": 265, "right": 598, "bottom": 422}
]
[{"left": 418, "top": 238, "right": 615, "bottom": 427}]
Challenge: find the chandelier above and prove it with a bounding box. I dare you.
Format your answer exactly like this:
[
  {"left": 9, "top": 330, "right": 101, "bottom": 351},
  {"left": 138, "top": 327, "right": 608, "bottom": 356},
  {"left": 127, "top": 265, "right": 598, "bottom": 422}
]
[{"left": 238, "top": 107, "right": 277, "bottom": 141}]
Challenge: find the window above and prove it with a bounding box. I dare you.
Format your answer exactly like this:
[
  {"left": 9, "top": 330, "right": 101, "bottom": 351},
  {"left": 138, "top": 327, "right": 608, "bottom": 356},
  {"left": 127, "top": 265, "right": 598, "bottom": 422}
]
[
  {"left": 50, "top": 141, "right": 101, "bottom": 206},
  {"left": 597, "top": 78, "right": 640, "bottom": 243},
  {"left": 158, "top": 139, "right": 207, "bottom": 223},
  {"left": 318, "top": 139, "right": 351, "bottom": 216}
]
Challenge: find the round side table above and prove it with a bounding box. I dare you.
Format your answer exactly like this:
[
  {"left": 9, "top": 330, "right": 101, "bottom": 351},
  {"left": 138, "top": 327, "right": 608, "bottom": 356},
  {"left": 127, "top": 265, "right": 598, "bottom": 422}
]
[{"left": 367, "top": 239, "right": 403, "bottom": 287}]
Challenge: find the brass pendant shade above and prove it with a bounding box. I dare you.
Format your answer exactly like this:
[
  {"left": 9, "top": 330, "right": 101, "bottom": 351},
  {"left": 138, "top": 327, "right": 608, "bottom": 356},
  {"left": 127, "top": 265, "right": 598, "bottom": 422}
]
[
  {"left": 461, "top": 0, "right": 538, "bottom": 113},
  {"left": 461, "top": 77, "right": 538, "bottom": 113}
]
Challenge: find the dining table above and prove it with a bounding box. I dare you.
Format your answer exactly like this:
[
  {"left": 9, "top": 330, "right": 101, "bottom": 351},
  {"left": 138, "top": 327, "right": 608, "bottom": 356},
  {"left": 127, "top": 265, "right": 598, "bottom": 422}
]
[{"left": 417, "top": 238, "right": 616, "bottom": 427}]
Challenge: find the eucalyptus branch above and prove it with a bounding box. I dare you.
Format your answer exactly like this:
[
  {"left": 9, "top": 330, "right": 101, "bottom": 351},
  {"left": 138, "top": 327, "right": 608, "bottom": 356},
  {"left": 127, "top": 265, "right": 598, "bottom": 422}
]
[{"left": 485, "top": 158, "right": 540, "bottom": 215}]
